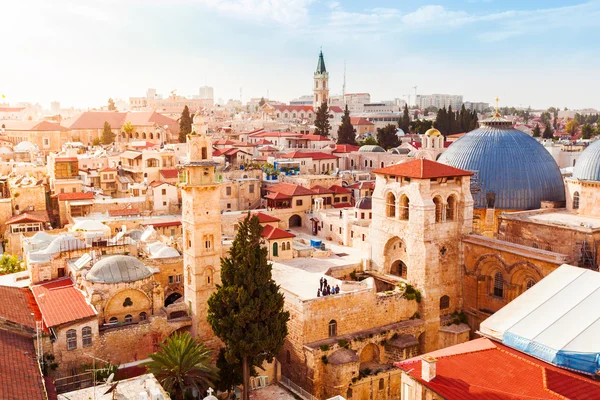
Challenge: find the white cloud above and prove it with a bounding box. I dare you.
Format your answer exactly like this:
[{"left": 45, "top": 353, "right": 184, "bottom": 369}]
[
  {"left": 196, "top": 0, "right": 314, "bottom": 25},
  {"left": 328, "top": 1, "right": 340, "bottom": 9}
]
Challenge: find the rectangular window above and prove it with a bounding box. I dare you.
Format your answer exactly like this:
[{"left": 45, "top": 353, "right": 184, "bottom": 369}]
[
  {"left": 162, "top": 189, "right": 167, "bottom": 195},
  {"left": 249, "top": 184, "right": 254, "bottom": 193},
  {"left": 296, "top": 199, "right": 303, "bottom": 206},
  {"left": 60, "top": 188, "right": 65, "bottom": 193},
  {"left": 66, "top": 330, "right": 77, "bottom": 351},
  {"left": 162, "top": 201, "right": 167, "bottom": 206},
  {"left": 168, "top": 276, "right": 174, "bottom": 284},
  {"left": 226, "top": 187, "right": 232, "bottom": 196},
  {"left": 175, "top": 274, "right": 182, "bottom": 283},
  {"left": 170, "top": 229, "right": 176, "bottom": 236}
]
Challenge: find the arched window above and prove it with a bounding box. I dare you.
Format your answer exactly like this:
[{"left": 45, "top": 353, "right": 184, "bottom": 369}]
[
  {"left": 135, "top": 132, "right": 139, "bottom": 139},
  {"left": 202, "top": 147, "right": 208, "bottom": 160},
  {"left": 493, "top": 272, "right": 504, "bottom": 298},
  {"left": 526, "top": 279, "right": 536, "bottom": 290},
  {"left": 149, "top": 132, "right": 154, "bottom": 139},
  {"left": 399, "top": 195, "right": 410, "bottom": 220},
  {"left": 273, "top": 242, "right": 279, "bottom": 257},
  {"left": 124, "top": 314, "right": 133, "bottom": 323},
  {"left": 328, "top": 320, "right": 337, "bottom": 337},
  {"left": 108, "top": 317, "right": 118, "bottom": 324},
  {"left": 573, "top": 191, "right": 580, "bottom": 210},
  {"left": 66, "top": 329, "right": 77, "bottom": 350},
  {"left": 82, "top": 327, "right": 92, "bottom": 347},
  {"left": 146, "top": 158, "right": 159, "bottom": 168},
  {"left": 379, "top": 378, "right": 384, "bottom": 390},
  {"left": 139, "top": 312, "right": 148, "bottom": 321},
  {"left": 446, "top": 195, "right": 457, "bottom": 221},
  {"left": 391, "top": 261, "right": 407, "bottom": 279},
  {"left": 440, "top": 295, "right": 450, "bottom": 310},
  {"left": 386, "top": 192, "right": 396, "bottom": 218},
  {"left": 346, "top": 388, "right": 353, "bottom": 399},
  {"left": 142, "top": 132, "right": 147, "bottom": 139},
  {"left": 369, "top": 160, "right": 373, "bottom": 168},
  {"left": 433, "top": 196, "right": 443, "bottom": 223}
]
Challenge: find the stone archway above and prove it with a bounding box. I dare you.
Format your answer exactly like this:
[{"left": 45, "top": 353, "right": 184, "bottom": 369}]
[
  {"left": 289, "top": 214, "right": 302, "bottom": 228},
  {"left": 359, "top": 343, "right": 381, "bottom": 369},
  {"left": 164, "top": 292, "right": 182, "bottom": 307},
  {"left": 390, "top": 260, "right": 408, "bottom": 279}
]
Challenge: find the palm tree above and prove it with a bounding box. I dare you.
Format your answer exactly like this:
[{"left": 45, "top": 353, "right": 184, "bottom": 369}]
[{"left": 145, "top": 332, "right": 218, "bottom": 400}]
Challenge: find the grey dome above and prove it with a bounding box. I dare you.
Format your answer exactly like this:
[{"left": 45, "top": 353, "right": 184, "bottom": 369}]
[
  {"left": 391, "top": 147, "right": 410, "bottom": 155},
  {"left": 355, "top": 197, "right": 372, "bottom": 210},
  {"left": 328, "top": 348, "right": 359, "bottom": 365},
  {"left": 573, "top": 140, "right": 600, "bottom": 181},
  {"left": 438, "top": 117, "right": 565, "bottom": 210},
  {"left": 358, "top": 145, "right": 385, "bottom": 153},
  {"left": 87, "top": 255, "right": 153, "bottom": 283}
]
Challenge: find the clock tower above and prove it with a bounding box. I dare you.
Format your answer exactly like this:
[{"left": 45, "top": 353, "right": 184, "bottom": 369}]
[{"left": 181, "top": 127, "right": 222, "bottom": 343}]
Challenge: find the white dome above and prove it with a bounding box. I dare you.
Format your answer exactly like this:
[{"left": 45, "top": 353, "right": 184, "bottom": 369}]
[
  {"left": 71, "top": 220, "right": 109, "bottom": 232},
  {"left": 14, "top": 141, "right": 39, "bottom": 152},
  {"left": 152, "top": 246, "right": 180, "bottom": 258},
  {"left": 87, "top": 255, "right": 153, "bottom": 283},
  {"left": 147, "top": 241, "right": 166, "bottom": 254}
]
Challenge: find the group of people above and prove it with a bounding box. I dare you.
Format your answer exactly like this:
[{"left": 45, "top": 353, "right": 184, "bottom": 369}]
[{"left": 317, "top": 276, "right": 340, "bottom": 297}]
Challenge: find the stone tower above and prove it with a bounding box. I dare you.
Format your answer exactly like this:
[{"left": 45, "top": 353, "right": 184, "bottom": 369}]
[
  {"left": 181, "top": 126, "right": 222, "bottom": 344},
  {"left": 369, "top": 159, "right": 474, "bottom": 352},
  {"left": 313, "top": 50, "right": 329, "bottom": 109}
]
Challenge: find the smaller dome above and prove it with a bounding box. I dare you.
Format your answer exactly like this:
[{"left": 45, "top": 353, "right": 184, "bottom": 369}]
[
  {"left": 391, "top": 147, "right": 410, "bottom": 155},
  {"left": 71, "top": 220, "right": 108, "bottom": 232},
  {"left": 153, "top": 247, "right": 180, "bottom": 258},
  {"left": 328, "top": 348, "right": 359, "bottom": 365},
  {"left": 14, "top": 141, "right": 39, "bottom": 152},
  {"left": 87, "top": 255, "right": 153, "bottom": 283},
  {"left": 425, "top": 128, "right": 441, "bottom": 137},
  {"left": 193, "top": 111, "right": 204, "bottom": 125},
  {"left": 573, "top": 140, "right": 600, "bottom": 181},
  {"left": 396, "top": 128, "right": 405, "bottom": 137},
  {"left": 355, "top": 197, "right": 372, "bottom": 210},
  {"left": 358, "top": 145, "right": 385, "bottom": 153}
]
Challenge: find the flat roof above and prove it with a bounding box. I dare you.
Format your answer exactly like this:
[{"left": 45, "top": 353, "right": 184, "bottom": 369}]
[{"left": 501, "top": 209, "right": 600, "bottom": 230}]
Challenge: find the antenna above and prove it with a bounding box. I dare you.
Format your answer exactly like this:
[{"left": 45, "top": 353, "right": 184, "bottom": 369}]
[{"left": 342, "top": 60, "right": 347, "bottom": 100}]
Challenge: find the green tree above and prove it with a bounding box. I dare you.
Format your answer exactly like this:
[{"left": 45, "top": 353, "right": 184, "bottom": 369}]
[
  {"left": 358, "top": 136, "right": 378, "bottom": 146},
  {"left": 107, "top": 98, "right": 116, "bottom": 111},
  {"left": 215, "top": 347, "right": 244, "bottom": 398},
  {"left": 145, "top": 332, "right": 217, "bottom": 400},
  {"left": 314, "top": 102, "right": 331, "bottom": 137},
  {"left": 434, "top": 107, "right": 448, "bottom": 135},
  {"left": 376, "top": 124, "right": 400, "bottom": 149},
  {"left": 581, "top": 123, "right": 594, "bottom": 140},
  {"left": 541, "top": 112, "right": 552, "bottom": 126},
  {"left": 101, "top": 121, "right": 115, "bottom": 145},
  {"left": 337, "top": 105, "right": 357, "bottom": 145},
  {"left": 179, "top": 105, "right": 193, "bottom": 143},
  {"left": 207, "top": 214, "right": 289, "bottom": 400},
  {"left": 542, "top": 125, "right": 554, "bottom": 139},
  {"left": 532, "top": 124, "right": 541, "bottom": 138},
  {"left": 399, "top": 104, "right": 410, "bottom": 133},
  {"left": 0, "top": 254, "right": 24, "bottom": 274},
  {"left": 410, "top": 119, "right": 433, "bottom": 135},
  {"left": 565, "top": 119, "right": 580, "bottom": 135},
  {"left": 258, "top": 97, "right": 266, "bottom": 107},
  {"left": 122, "top": 121, "right": 135, "bottom": 139}
]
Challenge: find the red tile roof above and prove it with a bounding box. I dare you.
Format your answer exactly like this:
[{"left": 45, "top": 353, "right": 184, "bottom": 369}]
[
  {"left": 266, "top": 182, "right": 315, "bottom": 196},
  {"left": 255, "top": 139, "right": 273, "bottom": 145},
  {"left": 298, "top": 134, "right": 330, "bottom": 141},
  {"left": 31, "top": 277, "right": 96, "bottom": 328},
  {"left": 0, "top": 286, "right": 40, "bottom": 330},
  {"left": 1, "top": 120, "right": 68, "bottom": 132},
  {"left": 265, "top": 192, "right": 292, "bottom": 200},
  {"left": 373, "top": 159, "right": 473, "bottom": 179},
  {"left": 334, "top": 144, "right": 360, "bottom": 153},
  {"left": 329, "top": 106, "right": 344, "bottom": 113},
  {"left": 55, "top": 192, "right": 94, "bottom": 201},
  {"left": 5, "top": 212, "right": 49, "bottom": 225},
  {"left": 130, "top": 141, "right": 157, "bottom": 149},
  {"left": 258, "top": 145, "right": 278, "bottom": 152},
  {"left": 350, "top": 117, "right": 374, "bottom": 126},
  {"left": 99, "top": 167, "right": 117, "bottom": 172},
  {"left": 311, "top": 185, "right": 335, "bottom": 194},
  {"left": 108, "top": 208, "right": 140, "bottom": 217},
  {"left": 213, "top": 139, "right": 237, "bottom": 145},
  {"left": 238, "top": 212, "right": 281, "bottom": 223},
  {"left": 347, "top": 181, "right": 375, "bottom": 190},
  {"left": 282, "top": 151, "right": 338, "bottom": 160},
  {"left": 159, "top": 169, "right": 179, "bottom": 179},
  {"left": 251, "top": 131, "right": 303, "bottom": 139},
  {"left": 329, "top": 184, "right": 352, "bottom": 194},
  {"left": 62, "top": 111, "right": 126, "bottom": 130},
  {"left": 0, "top": 330, "right": 48, "bottom": 400},
  {"left": 55, "top": 157, "right": 78, "bottom": 162},
  {"left": 272, "top": 105, "right": 314, "bottom": 112},
  {"left": 396, "top": 338, "right": 600, "bottom": 400},
  {"left": 262, "top": 224, "right": 296, "bottom": 240}
]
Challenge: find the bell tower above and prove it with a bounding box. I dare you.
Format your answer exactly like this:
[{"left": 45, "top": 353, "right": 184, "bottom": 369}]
[
  {"left": 313, "top": 50, "right": 329, "bottom": 109},
  {"left": 181, "top": 129, "right": 221, "bottom": 344}
]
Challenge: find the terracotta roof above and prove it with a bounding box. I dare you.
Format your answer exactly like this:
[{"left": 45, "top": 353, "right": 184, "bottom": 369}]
[
  {"left": 329, "top": 184, "right": 351, "bottom": 194},
  {"left": 255, "top": 139, "right": 273, "bottom": 145},
  {"left": 350, "top": 117, "right": 374, "bottom": 126},
  {"left": 265, "top": 192, "right": 292, "bottom": 200},
  {"left": 5, "top": 212, "right": 49, "bottom": 225},
  {"left": 334, "top": 144, "right": 360, "bottom": 153},
  {"left": 0, "top": 286, "right": 40, "bottom": 330},
  {"left": 251, "top": 132, "right": 302, "bottom": 139},
  {"left": 272, "top": 105, "right": 314, "bottom": 112},
  {"left": 159, "top": 169, "right": 179, "bottom": 179},
  {"left": 124, "top": 111, "right": 179, "bottom": 134},
  {"left": 108, "top": 208, "right": 140, "bottom": 217},
  {"left": 258, "top": 145, "right": 278, "bottom": 152},
  {"left": 261, "top": 224, "right": 296, "bottom": 240},
  {"left": 130, "top": 141, "right": 157, "bottom": 149},
  {"left": 62, "top": 111, "right": 126, "bottom": 130},
  {"left": 99, "top": 167, "right": 117, "bottom": 172},
  {"left": 31, "top": 277, "right": 96, "bottom": 328},
  {"left": 373, "top": 159, "right": 473, "bottom": 179},
  {"left": 281, "top": 151, "right": 338, "bottom": 160},
  {"left": 213, "top": 139, "right": 237, "bottom": 145},
  {"left": 56, "top": 192, "right": 94, "bottom": 201},
  {"left": 347, "top": 181, "right": 375, "bottom": 190},
  {"left": 311, "top": 185, "right": 335, "bottom": 194},
  {"left": 55, "top": 157, "right": 78, "bottom": 162},
  {"left": 149, "top": 180, "right": 174, "bottom": 188},
  {"left": 266, "top": 182, "right": 315, "bottom": 196},
  {"left": 238, "top": 212, "right": 281, "bottom": 223},
  {"left": 396, "top": 338, "right": 600, "bottom": 400},
  {"left": 0, "top": 330, "right": 48, "bottom": 400},
  {"left": 329, "top": 106, "right": 344, "bottom": 113},
  {"left": 297, "top": 134, "right": 330, "bottom": 141},
  {"left": 0, "top": 107, "right": 25, "bottom": 112}
]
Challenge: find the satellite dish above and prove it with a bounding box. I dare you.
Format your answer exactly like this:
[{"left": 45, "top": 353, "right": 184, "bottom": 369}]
[{"left": 106, "top": 373, "right": 115, "bottom": 385}]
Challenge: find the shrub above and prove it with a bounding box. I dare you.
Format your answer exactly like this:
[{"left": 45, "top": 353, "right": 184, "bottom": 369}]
[
  {"left": 320, "top": 344, "right": 329, "bottom": 351},
  {"left": 338, "top": 339, "right": 349, "bottom": 349},
  {"left": 321, "top": 355, "right": 329, "bottom": 365}
]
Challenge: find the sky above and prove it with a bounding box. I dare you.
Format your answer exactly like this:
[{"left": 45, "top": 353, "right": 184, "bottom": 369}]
[{"left": 1, "top": 0, "right": 600, "bottom": 110}]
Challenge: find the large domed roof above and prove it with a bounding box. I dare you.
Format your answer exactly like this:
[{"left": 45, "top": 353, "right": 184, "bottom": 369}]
[
  {"left": 438, "top": 116, "right": 565, "bottom": 210},
  {"left": 573, "top": 140, "right": 600, "bottom": 181},
  {"left": 87, "top": 255, "right": 153, "bottom": 283},
  {"left": 358, "top": 145, "right": 385, "bottom": 153}
]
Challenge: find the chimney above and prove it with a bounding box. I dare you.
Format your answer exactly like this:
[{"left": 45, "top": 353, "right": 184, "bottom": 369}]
[{"left": 421, "top": 355, "right": 437, "bottom": 382}]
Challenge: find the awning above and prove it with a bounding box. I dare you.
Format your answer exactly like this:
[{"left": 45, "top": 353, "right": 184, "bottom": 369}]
[
  {"left": 121, "top": 151, "right": 142, "bottom": 160},
  {"left": 69, "top": 200, "right": 94, "bottom": 206}
]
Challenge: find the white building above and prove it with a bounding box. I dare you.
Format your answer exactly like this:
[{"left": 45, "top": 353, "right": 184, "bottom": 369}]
[
  {"left": 415, "top": 94, "right": 463, "bottom": 111},
  {"left": 344, "top": 93, "right": 371, "bottom": 113},
  {"left": 463, "top": 101, "right": 489, "bottom": 113},
  {"left": 199, "top": 86, "right": 214, "bottom": 101}
]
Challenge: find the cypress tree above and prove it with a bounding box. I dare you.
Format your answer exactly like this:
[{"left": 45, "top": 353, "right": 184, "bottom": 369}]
[
  {"left": 399, "top": 104, "right": 410, "bottom": 133},
  {"left": 542, "top": 125, "right": 554, "bottom": 139},
  {"left": 207, "top": 214, "right": 289, "bottom": 400},
  {"left": 314, "top": 102, "right": 331, "bottom": 137},
  {"left": 101, "top": 121, "right": 115, "bottom": 145},
  {"left": 179, "top": 105, "right": 193, "bottom": 143},
  {"left": 434, "top": 107, "right": 447, "bottom": 135},
  {"left": 532, "top": 124, "right": 541, "bottom": 138},
  {"left": 337, "top": 104, "right": 357, "bottom": 145},
  {"left": 376, "top": 124, "right": 400, "bottom": 149}
]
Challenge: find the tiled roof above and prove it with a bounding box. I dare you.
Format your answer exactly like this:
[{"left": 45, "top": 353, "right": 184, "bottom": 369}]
[
  {"left": 31, "top": 277, "right": 96, "bottom": 328},
  {"left": 0, "top": 107, "right": 25, "bottom": 112},
  {"left": 311, "top": 185, "right": 335, "bottom": 194},
  {"left": 62, "top": 111, "right": 126, "bottom": 130},
  {"left": 329, "top": 106, "right": 344, "bottom": 113},
  {"left": 282, "top": 151, "right": 338, "bottom": 160},
  {"left": 347, "top": 181, "right": 375, "bottom": 190},
  {"left": 5, "top": 212, "right": 49, "bottom": 225},
  {"left": 99, "top": 167, "right": 117, "bottom": 172},
  {"left": 350, "top": 117, "right": 374, "bottom": 126},
  {"left": 329, "top": 184, "right": 352, "bottom": 194},
  {"left": 238, "top": 212, "right": 281, "bottom": 223},
  {"left": 262, "top": 224, "right": 296, "bottom": 240},
  {"left": 373, "top": 159, "right": 473, "bottom": 179},
  {"left": 258, "top": 145, "right": 278, "bottom": 152},
  {"left": 333, "top": 144, "right": 360, "bottom": 153},
  {"left": 108, "top": 208, "right": 140, "bottom": 217},
  {"left": 265, "top": 192, "right": 292, "bottom": 200},
  {"left": 130, "top": 141, "right": 157, "bottom": 149},
  {"left": 213, "top": 139, "right": 237, "bottom": 145},
  {"left": 266, "top": 182, "right": 315, "bottom": 196},
  {"left": 159, "top": 169, "right": 179, "bottom": 179},
  {"left": 124, "top": 111, "right": 179, "bottom": 134},
  {"left": 272, "top": 105, "right": 314, "bottom": 112},
  {"left": 56, "top": 192, "right": 94, "bottom": 201},
  {"left": 297, "top": 134, "right": 330, "bottom": 141},
  {"left": 0, "top": 286, "right": 40, "bottom": 330},
  {"left": 251, "top": 132, "right": 302, "bottom": 139},
  {"left": 0, "top": 120, "right": 68, "bottom": 131},
  {"left": 0, "top": 330, "right": 48, "bottom": 400},
  {"left": 255, "top": 139, "right": 273, "bottom": 145},
  {"left": 396, "top": 338, "right": 600, "bottom": 400}
]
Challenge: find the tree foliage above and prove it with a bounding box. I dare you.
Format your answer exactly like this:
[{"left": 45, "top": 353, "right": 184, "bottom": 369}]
[
  {"left": 145, "top": 332, "right": 218, "bottom": 400},
  {"left": 101, "top": 121, "right": 115, "bottom": 145},
  {"left": 399, "top": 104, "right": 410, "bottom": 133},
  {"left": 314, "top": 102, "right": 331, "bottom": 137},
  {"left": 542, "top": 125, "right": 554, "bottom": 139},
  {"left": 337, "top": 105, "right": 357, "bottom": 145},
  {"left": 434, "top": 106, "right": 478, "bottom": 136},
  {"left": 410, "top": 119, "right": 433, "bottom": 135},
  {"left": 122, "top": 121, "right": 135, "bottom": 137},
  {"left": 207, "top": 214, "right": 289, "bottom": 400},
  {"left": 532, "top": 124, "right": 541, "bottom": 138},
  {"left": 0, "top": 254, "right": 24, "bottom": 275},
  {"left": 376, "top": 124, "right": 400, "bottom": 149},
  {"left": 179, "top": 105, "right": 193, "bottom": 143},
  {"left": 258, "top": 97, "right": 266, "bottom": 107},
  {"left": 565, "top": 119, "right": 580, "bottom": 135},
  {"left": 107, "top": 98, "right": 116, "bottom": 111},
  {"left": 215, "top": 347, "right": 244, "bottom": 397},
  {"left": 358, "top": 136, "right": 378, "bottom": 146},
  {"left": 581, "top": 123, "right": 594, "bottom": 140}
]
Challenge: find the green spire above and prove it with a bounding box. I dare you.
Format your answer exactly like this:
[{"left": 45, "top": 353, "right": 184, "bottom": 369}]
[{"left": 316, "top": 50, "right": 326, "bottom": 74}]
